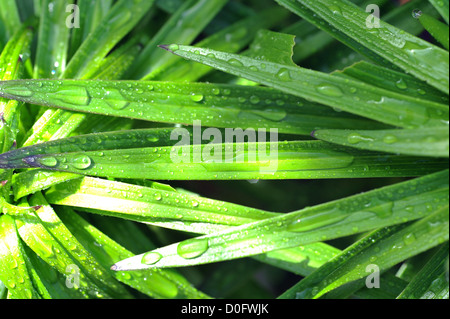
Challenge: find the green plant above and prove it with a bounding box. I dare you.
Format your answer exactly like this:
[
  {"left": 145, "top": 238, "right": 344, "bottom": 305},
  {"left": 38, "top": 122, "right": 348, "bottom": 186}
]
[{"left": 0, "top": 0, "right": 448, "bottom": 300}]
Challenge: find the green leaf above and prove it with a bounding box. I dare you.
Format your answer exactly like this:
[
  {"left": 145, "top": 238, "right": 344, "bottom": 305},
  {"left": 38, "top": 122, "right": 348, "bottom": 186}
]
[
  {"left": 0, "top": 0, "right": 21, "bottom": 41},
  {"left": 0, "top": 214, "right": 39, "bottom": 299},
  {"left": 334, "top": 61, "right": 448, "bottom": 105},
  {"left": 160, "top": 31, "right": 448, "bottom": 128},
  {"left": 279, "top": 206, "right": 449, "bottom": 299},
  {"left": 150, "top": 6, "right": 290, "bottom": 82},
  {"left": 34, "top": 0, "right": 74, "bottom": 79},
  {"left": 418, "top": 12, "right": 450, "bottom": 50},
  {"left": 397, "top": 242, "right": 449, "bottom": 299},
  {"left": 26, "top": 192, "right": 133, "bottom": 298},
  {"left": 0, "top": 24, "right": 34, "bottom": 125},
  {"left": 2, "top": 137, "right": 446, "bottom": 180},
  {"left": 11, "top": 198, "right": 118, "bottom": 298},
  {"left": 275, "top": 0, "right": 449, "bottom": 93},
  {"left": 57, "top": 208, "right": 211, "bottom": 299},
  {"left": 42, "top": 176, "right": 347, "bottom": 278},
  {"left": 312, "top": 127, "right": 449, "bottom": 158},
  {"left": 429, "top": 0, "right": 449, "bottom": 24},
  {"left": 68, "top": 0, "right": 114, "bottom": 58},
  {"left": 110, "top": 170, "right": 449, "bottom": 270},
  {"left": 128, "top": 0, "right": 228, "bottom": 80},
  {"left": 44, "top": 176, "right": 277, "bottom": 227},
  {"left": 63, "top": 0, "right": 156, "bottom": 79},
  {"left": 0, "top": 79, "right": 387, "bottom": 135}
]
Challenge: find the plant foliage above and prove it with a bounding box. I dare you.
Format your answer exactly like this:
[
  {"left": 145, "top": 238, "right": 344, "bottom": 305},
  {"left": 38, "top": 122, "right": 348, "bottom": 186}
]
[{"left": 0, "top": 0, "right": 448, "bottom": 300}]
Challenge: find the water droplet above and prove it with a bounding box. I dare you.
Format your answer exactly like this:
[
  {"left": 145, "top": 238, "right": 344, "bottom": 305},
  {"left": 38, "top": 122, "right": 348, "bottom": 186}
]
[
  {"left": 248, "top": 109, "right": 287, "bottom": 122},
  {"left": 190, "top": 94, "right": 204, "bottom": 103},
  {"left": 177, "top": 238, "right": 209, "bottom": 259},
  {"left": 403, "top": 233, "right": 416, "bottom": 245},
  {"left": 347, "top": 133, "right": 374, "bottom": 144},
  {"left": 154, "top": 193, "right": 162, "bottom": 201},
  {"left": 287, "top": 208, "right": 347, "bottom": 232},
  {"left": 102, "top": 89, "right": 129, "bottom": 110},
  {"left": 316, "top": 85, "right": 344, "bottom": 97},
  {"left": 55, "top": 86, "right": 91, "bottom": 106},
  {"left": 249, "top": 96, "right": 260, "bottom": 104},
  {"left": 417, "top": 88, "right": 426, "bottom": 95},
  {"left": 328, "top": 5, "right": 342, "bottom": 15},
  {"left": 371, "top": 201, "right": 394, "bottom": 219},
  {"left": 70, "top": 155, "right": 92, "bottom": 170},
  {"left": 228, "top": 58, "right": 244, "bottom": 67},
  {"left": 147, "top": 135, "right": 159, "bottom": 142},
  {"left": 169, "top": 44, "right": 179, "bottom": 51},
  {"left": 38, "top": 156, "right": 58, "bottom": 168},
  {"left": 192, "top": 200, "right": 199, "bottom": 207},
  {"left": 276, "top": 68, "right": 292, "bottom": 81},
  {"left": 412, "top": 9, "right": 422, "bottom": 19},
  {"left": 395, "top": 79, "right": 408, "bottom": 90},
  {"left": 141, "top": 252, "right": 162, "bottom": 265},
  {"left": 383, "top": 135, "right": 398, "bottom": 144}
]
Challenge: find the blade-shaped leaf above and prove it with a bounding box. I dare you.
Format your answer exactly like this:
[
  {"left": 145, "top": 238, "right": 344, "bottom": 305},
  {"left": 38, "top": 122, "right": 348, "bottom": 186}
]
[
  {"left": 34, "top": 0, "right": 74, "bottom": 79},
  {"left": 159, "top": 31, "right": 448, "bottom": 128},
  {"left": 0, "top": 79, "right": 387, "bottom": 136},
  {"left": 275, "top": 0, "right": 449, "bottom": 93},
  {"left": 128, "top": 0, "right": 228, "bottom": 80},
  {"left": 110, "top": 170, "right": 449, "bottom": 270},
  {"left": 1, "top": 139, "right": 446, "bottom": 180},
  {"left": 58, "top": 207, "right": 211, "bottom": 299},
  {"left": 397, "top": 242, "right": 449, "bottom": 299},
  {"left": 312, "top": 127, "right": 449, "bottom": 157},
  {"left": 0, "top": 214, "right": 39, "bottom": 299},
  {"left": 429, "top": 0, "right": 449, "bottom": 24},
  {"left": 279, "top": 206, "right": 449, "bottom": 299},
  {"left": 63, "top": 0, "right": 155, "bottom": 79}
]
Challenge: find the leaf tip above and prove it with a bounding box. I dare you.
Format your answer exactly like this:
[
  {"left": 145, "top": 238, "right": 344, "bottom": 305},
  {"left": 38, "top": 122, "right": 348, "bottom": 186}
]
[
  {"left": 158, "top": 44, "right": 180, "bottom": 55},
  {"left": 158, "top": 44, "right": 171, "bottom": 52}
]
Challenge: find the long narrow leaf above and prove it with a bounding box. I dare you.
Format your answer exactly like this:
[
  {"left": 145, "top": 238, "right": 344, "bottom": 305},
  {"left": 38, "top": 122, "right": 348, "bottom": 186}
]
[
  {"left": 110, "top": 170, "right": 449, "bottom": 270},
  {"left": 279, "top": 207, "right": 449, "bottom": 299},
  {"left": 0, "top": 79, "right": 387, "bottom": 135},
  {"left": 275, "top": 0, "right": 449, "bottom": 93},
  {"left": 312, "top": 127, "right": 449, "bottom": 157},
  {"left": 159, "top": 31, "right": 448, "bottom": 128}
]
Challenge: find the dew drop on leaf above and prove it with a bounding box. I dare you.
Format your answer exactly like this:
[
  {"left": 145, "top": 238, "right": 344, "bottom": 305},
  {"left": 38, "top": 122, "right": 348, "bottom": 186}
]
[
  {"left": 383, "top": 134, "right": 398, "bottom": 144},
  {"left": 276, "top": 68, "right": 292, "bottom": 81},
  {"left": 70, "top": 155, "right": 92, "bottom": 170},
  {"left": 38, "top": 156, "right": 58, "bottom": 168},
  {"left": 316, "top": 85, "right": 344, "bottom": 97},
  {"left": 395, "top": 79, "right": 408, "bottom": 90},
  {"left": 54, "top": 86, "right": 91, "bottom": 106},
  {"left": 190, "top": 94, "right": 204, "bottom": 102},
  {"left": 141, "top": 252, "right": 163, "bottom": 265},
  {"left": 102, "top": 88, "right": 130, "bottom": 110},
  {"left": 177, "top": 238, "right": 209, "bottom": 259},
  {"left": 228, "top": 58, "right": 244, "bottom": 67},
  {"left": 347, "top": 133, "right": 374, "bottom": 144},
  {"left": 169, "top": 44, "right": 179, "bottom": 51}
]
